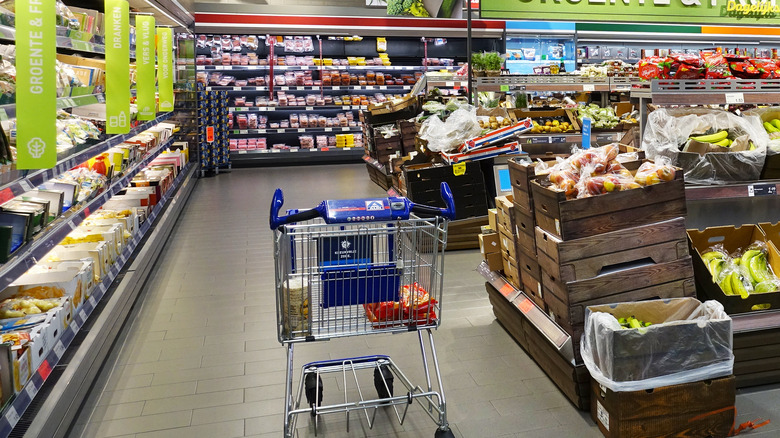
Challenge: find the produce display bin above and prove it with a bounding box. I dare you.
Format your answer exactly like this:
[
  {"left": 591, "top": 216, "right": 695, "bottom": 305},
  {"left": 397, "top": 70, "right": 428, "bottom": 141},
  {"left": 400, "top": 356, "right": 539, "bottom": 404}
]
[
  {"left": 403, "top": 162, "right": 488, "bottom": 220},
  {"left": 688, "top": 224, "right": 780, "bottom": 314},
  {"left": 530, "top": 160, "right": 686, "bottom": 241},
  {"left": 583, "top": 298, "right": 733, "bottom": 388},
  {"left": 591, "top": 376, "right": 735, "bottom": 438}
]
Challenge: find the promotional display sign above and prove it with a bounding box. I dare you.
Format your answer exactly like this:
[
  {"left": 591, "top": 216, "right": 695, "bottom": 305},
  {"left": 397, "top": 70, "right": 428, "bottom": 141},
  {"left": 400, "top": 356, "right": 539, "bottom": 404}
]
[
  {"left": 157, "top": 27, "right": 174, "bottom": 113},
  {"left": 136, "top": 15, "right": 156, "bottom": 121},
  {"left": 16, "top": 0, "right": 56, "bottom": 169},
  {"left": 582, "top": 118, "right": 592, "bottom": 149},
  {"left": 105, "top": 0, "right": 130, "bottom": 134},
  {"left": 481, "top": 0, "right": 780, "bottom": 25},
  {"left": 373, "top": 0, "right": 464, "bottom": 18}
]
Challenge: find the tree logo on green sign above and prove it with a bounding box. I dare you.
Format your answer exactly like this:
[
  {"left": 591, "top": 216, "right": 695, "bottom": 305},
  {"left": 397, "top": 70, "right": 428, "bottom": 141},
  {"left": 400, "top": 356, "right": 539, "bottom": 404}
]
[{"left": 27, "top": 138, "right": 46, "bottom": 159}]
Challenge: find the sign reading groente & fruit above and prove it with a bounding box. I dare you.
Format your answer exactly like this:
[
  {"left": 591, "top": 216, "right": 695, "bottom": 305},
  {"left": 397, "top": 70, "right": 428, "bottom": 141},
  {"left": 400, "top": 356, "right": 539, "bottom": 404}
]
[{"left": 481, "top": 0, "right": 780, "bottom": 25}]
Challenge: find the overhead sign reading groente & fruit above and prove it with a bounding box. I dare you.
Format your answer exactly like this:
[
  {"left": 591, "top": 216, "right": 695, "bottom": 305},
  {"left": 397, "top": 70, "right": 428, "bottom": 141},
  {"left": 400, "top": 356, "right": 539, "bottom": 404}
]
[{"left": 481, "top": 0, "right": 780, "bottom": 25}]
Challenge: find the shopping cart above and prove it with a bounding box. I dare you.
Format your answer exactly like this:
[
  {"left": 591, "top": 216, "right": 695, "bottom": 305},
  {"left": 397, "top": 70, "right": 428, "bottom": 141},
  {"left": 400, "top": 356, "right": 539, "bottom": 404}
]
[{"left": 270, "top": 182, "right": 456, "bottom": 438}]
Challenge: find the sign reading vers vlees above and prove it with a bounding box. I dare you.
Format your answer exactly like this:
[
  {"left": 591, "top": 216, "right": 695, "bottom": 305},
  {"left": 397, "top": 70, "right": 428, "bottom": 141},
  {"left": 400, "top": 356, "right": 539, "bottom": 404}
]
[
  {"left": 105, "top": 0, "right": 130, "bottom": 134},
  {"left": 136, "top": 16, "right": 156, "bottom": 121},
  {"left": 481, "top": 0, "right": 780, "bottom": 25},
  {"left": 17, "top": 0, "right": 56, "bottom": 169}
]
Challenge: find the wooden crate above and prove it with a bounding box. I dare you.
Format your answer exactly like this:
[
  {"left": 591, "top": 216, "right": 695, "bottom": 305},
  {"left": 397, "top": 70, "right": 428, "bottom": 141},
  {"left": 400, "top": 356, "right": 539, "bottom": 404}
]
[
  {"left": 734, "top": 328, "right": 780, "bottom": 388},
  {"left": 530, "top": 161, "right": 686, "bottom": 241},
  {"left": 591, "top": 376, "right": 735, "bottom": 438},
  {"left": 446, "top": 216, "right": 488, "bottom": 251},
  {"left": 365, "top": 163, "right": 392, "bottom": 191},
  {"left": 521, "top": 270, "right": 545, "bottom": 311},
  {"left": 403, "top": 162, "right": 488, "bottom": 220},
  {"left": 512, "top": 203, "right": 536, "bottom": 254},
  {"left": 535, "top": 218, "right": 689, "bottom": 284},
  {"left": 485, "top": 283, "right": 590, "bottom": 410},
  {"left": 541, "top": 257, "right": 696, "bottom": 346}
]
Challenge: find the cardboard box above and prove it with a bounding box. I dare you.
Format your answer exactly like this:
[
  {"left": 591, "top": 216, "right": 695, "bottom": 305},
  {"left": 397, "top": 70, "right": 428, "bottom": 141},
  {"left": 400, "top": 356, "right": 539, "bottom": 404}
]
[
  {"left": 495, "top": 195, "right": 514, "bottom": 231},
  {"left": 688, "top": 224, "right": 780, "bottom": 314},
  {"left": 479, "top": 233, "right": 500, "bottom": 255},
  {"left": 592, "top": 376, "right": 735, "bottom": 438},
  {"left": 488, "top": 209, "right": 498, "bottom": 232},
  {"left": 485, "top": 251, "right": 503, "bottom": 272},
  {"left": 46, "top": 241, "right": 111, "bottom": 281},
  {"left": 499, "top": 232, "right": 517, "bottom": 261},
  {"left": 584, "top": 298, "right": 732, "bottom": 384},
  {"left": 8, "top": 264, "right": 92, "bottom": 310}
]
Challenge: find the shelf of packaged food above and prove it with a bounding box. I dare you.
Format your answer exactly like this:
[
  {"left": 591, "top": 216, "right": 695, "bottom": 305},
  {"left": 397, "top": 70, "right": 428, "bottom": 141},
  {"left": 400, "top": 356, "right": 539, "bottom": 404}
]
[
  {"left": 231, "top": 147, "right": 364, "bottom": 165},
  {"left": 229, "top": 105, "right": 368, "bottom": 112},
  {"left": 0, "top": 137, "right": 174, "bottom": 294},
  {"left": 0, "top": 24, "right": 134, "bottom": 58},
  {"left": 0, "top": 90, "right": 141, "bottom": 121},
  {"left": 0, "top": 112, "right": 173, "bottom": 201},
  {"left": 685, "top": 180, "right": 780, "bottom": 201},
  {"left": 205, "top": 85, "right": 413, "bottom": 91},
  {"left": 476, "top": 261, "right": 575, "bottom": 363},
  {"left": 649, "top": 79, "right": 780, "bottom": 105},
  {"left": 578, "top": 59, "right": 640, "bottom": 64},
  {"left": 6, "top": 161, "right": 196, "bottom": 438},
  {"left": 197, "top": 65, "right": 457, "bottom": 71},
  {"left": 229, "top": 126, "right": 361, "bottom": 135},
  {"left": 473, "top": 76, "right": 643, "bottom": 93}
]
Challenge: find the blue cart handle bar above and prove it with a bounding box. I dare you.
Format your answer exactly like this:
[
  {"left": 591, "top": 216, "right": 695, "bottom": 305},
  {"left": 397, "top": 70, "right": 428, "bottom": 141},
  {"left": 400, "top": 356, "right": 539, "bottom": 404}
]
[{"left": 270, "top": 182, "right": 456, "bottom": 230}]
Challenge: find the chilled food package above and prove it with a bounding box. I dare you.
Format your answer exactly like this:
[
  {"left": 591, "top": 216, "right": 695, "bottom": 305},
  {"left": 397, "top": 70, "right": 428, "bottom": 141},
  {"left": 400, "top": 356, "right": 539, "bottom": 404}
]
[{"left": 299, "top": 136, "right": 314, "bottom": 149}]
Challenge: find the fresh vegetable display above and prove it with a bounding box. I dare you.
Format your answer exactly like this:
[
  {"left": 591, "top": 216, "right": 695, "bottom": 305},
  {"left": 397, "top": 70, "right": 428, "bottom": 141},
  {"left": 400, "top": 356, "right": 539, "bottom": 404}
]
[
  {"left": 616, "top": 316, "right": 653, "bottom": 329},
  {"left": 576, "top": 104, "right": 619, "bottom": 129},
  {"left": 529, "top": 117, "right": 575, "bottom": 133},
  {"left": 541, "top": 144, "right": 675, "bottom": 199},
  {"left": 702, "top": 242, "right": 780, "bottom": 299},
  {"left": 685, "top": 129, "right": 757, "bottom": 150}
]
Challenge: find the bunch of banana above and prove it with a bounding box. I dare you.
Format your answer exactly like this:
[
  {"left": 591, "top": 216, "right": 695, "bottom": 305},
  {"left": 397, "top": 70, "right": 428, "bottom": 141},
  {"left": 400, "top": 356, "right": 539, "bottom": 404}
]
[
  {"left": 703, "top": 247, "right": 779, "bottom": 299},
  {"left": 617, "top": 316, "right": 652, "bottom": 329},
  {"left": 689, "top": 130, "right": 732, "bottom": 147},
  {"left": 762, "top": 119, "right": 780, "bottom": 139}
]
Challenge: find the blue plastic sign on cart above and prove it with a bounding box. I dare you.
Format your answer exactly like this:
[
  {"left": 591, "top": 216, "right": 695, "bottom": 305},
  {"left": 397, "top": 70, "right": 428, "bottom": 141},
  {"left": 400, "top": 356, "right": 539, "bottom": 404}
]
[{"left": 582, "top": 117, "right": 592, "bottom": 149}]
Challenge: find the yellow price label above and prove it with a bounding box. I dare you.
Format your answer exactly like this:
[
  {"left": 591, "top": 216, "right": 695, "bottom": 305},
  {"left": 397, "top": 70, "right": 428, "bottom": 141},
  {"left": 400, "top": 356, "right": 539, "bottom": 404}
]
[{"left": 453, "top": 162, "right": 466, "bottom": 176}]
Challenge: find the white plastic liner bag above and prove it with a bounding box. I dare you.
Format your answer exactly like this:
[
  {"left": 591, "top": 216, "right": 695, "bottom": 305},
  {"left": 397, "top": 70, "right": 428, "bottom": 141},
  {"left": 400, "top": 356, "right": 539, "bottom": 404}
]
[
  {"left": 642, "top": 108, "right": 767, "bottom": 184},
  {"left": 581, "top": 297, "right": 734, "bottom": 392}
]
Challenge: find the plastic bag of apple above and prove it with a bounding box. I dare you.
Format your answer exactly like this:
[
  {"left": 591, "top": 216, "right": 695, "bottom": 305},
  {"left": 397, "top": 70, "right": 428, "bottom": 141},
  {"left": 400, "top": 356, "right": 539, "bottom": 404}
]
[{"left": 539, "top": 144, "right": 678, "bottom": 200}]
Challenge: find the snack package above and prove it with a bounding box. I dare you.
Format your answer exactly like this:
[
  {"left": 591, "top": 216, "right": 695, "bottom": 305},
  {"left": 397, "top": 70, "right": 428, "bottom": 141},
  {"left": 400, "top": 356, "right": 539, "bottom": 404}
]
[
  {"left": 638, "top": 56, "right": 672, "bottom": 80},
  {"left": 703, "top": 53, "right": 734, "bottom": 79},
  {"left": 751, "top": 59, "right": 780, "bottom": 79},
  {"left": 728, "top": 56, "right": 761, "bottom": 79}
]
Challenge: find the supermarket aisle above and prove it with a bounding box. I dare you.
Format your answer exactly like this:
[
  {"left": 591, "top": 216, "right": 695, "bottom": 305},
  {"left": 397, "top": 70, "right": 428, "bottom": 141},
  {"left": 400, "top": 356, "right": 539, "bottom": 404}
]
[{"left": 68, "top": 164, "right": 779, "bottom": 438}]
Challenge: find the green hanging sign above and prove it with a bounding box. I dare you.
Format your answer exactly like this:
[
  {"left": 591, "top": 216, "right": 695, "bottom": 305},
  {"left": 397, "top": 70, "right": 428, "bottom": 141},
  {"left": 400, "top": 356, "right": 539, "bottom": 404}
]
[
  {"left": 157, "top": 27, "right": 174, "bottom": 113},
  {"left": 136, "top": 15, "right": 156, "bottom": 121},
  {"left": 105, "top": 0, "right": 130, "bottom": 134},
  {"left": 16, "top": 0, "right": 56, "bottom": 170}
]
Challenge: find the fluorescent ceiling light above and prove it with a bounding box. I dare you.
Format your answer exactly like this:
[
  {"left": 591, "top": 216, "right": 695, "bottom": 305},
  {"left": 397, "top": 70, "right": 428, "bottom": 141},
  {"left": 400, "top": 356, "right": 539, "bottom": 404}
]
[{"left": 143, "top": 0, "right": 188, "bottom": 28}]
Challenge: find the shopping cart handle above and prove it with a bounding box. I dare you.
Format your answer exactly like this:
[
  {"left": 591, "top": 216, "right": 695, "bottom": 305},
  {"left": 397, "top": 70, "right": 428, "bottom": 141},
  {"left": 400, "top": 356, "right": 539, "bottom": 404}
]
[
  {"left": 410, "top": 182, "right": 456, "bottom": 221},
  {"left": 270, "top": 182, "right": 455, "bottom": 229},
  {"left": 270, "top": 188, "right": 326, "bottom": 229}
]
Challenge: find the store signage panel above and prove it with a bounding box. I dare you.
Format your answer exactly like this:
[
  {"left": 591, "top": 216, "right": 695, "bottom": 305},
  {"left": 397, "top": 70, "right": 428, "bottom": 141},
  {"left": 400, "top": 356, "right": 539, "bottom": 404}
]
[
  {"left": 16, "top": 0, "right": 57, "bottom": 169},
  {"left": 157, "top": 27, "right": 174, "bottom": 113},
  {"left": 482, "top": 0, "right": 780, "bottom": 25},
  {"left": 105, "top": 0, "right": 130, "bottom": 134},
  {"left": 136, "top": 15, "right": 156, "bottom": 121}
]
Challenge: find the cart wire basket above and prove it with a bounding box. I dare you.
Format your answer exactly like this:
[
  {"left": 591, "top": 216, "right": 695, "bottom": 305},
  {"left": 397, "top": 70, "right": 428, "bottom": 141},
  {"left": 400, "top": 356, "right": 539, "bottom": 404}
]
[{"left": 271, "top": 183, "right": 456, "bottom": 438}]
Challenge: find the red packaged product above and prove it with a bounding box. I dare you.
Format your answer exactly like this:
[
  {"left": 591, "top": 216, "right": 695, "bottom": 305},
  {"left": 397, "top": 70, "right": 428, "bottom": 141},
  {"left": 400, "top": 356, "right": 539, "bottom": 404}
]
[
  {"left": 674, "top": 63, "right": 705, "bottom": 79},
  {"left": 729, "top": 60, "right": 761, "bottom": 79},
  {"left": 750, "top": 58, "right": 780, "bottom": 79},
  {"left": 638, "top": 56, "right": 672, "bottom": 80},
  {"left": 703, "top": 53, "right": 734, "bottom": 79}
]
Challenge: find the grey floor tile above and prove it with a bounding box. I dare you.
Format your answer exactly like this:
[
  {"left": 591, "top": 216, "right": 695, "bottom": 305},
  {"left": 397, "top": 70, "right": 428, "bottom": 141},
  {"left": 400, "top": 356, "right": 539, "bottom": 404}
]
[{"left": 133, "top": 420, "right": 245, "bottom": 438}]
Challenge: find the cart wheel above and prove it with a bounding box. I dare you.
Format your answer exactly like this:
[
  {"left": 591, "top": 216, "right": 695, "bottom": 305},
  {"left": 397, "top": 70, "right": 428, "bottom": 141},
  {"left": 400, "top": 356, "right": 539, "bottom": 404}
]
[
  {"left": 304, "top": 373, "right": 323, "bottom": 416},
  {"left": 434, "top": 427, "right": 455, "bottom": 438},
  {"left": 373, "top": 365, "right": 394, "bottom": 400}
]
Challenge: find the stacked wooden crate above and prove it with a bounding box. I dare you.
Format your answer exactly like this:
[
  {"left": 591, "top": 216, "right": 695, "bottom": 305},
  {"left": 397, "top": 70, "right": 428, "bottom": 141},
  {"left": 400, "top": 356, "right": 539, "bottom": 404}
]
[
  {"left": 493, "top": 195, "right": 520, "bottom": 289},
  {"left": 530, "top": 162, "right": 696, "bottom": 362},
  {"left": 507, "top": 158, "right": 547, "bottom": 309}
]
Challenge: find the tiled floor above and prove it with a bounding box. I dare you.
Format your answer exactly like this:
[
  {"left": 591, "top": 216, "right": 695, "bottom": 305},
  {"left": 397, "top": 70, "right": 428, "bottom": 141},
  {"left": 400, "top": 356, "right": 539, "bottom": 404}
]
[{"left": 70, "top": 164, "right": 780, "bottom": 437}]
